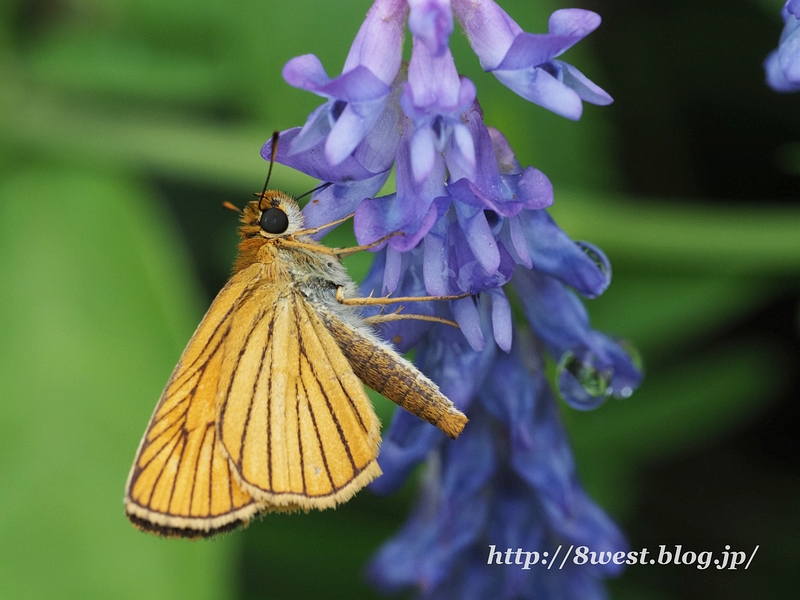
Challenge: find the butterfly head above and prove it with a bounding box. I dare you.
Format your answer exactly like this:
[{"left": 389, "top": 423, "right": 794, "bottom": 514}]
[{"left": 240, "top": 190, "right": 305, "bottom": 239}]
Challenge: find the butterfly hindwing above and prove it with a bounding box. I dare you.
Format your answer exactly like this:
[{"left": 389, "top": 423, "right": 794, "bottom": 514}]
[{"left": 216, "top": 285, "right": 382, "bottom": 510}]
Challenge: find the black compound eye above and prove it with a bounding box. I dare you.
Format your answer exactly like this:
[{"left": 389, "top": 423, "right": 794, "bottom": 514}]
[{"left": 260, "top": 207, "right": 289, "bottom": 234}]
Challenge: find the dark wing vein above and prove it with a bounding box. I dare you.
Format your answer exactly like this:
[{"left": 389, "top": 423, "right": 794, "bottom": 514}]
[
  {"left": 187, "top": 423, "right": 214, "bottom": 515},
  {"left": 147, "top": 430, "right": 185, "bottom": 509},
  {"left": 298, "top": 333, "right": 358, "bottom": 476},
  {"left": 295, "top": 378, "right": 307, "bottom": 496},
  {"left": 300, "top": 371, "right": 335, "bottom": 490}
]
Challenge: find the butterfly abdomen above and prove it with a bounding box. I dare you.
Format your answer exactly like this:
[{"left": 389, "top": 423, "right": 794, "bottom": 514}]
[{"left": 320, "top": 311, "right": 468, "bottom": 439}]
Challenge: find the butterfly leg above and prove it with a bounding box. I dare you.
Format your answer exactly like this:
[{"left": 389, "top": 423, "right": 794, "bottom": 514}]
[
  {"left": 336, "top": 288, "right": 472, "bottom": 327},
  {"left": 336, "top": 287, "right": 471, "bottom": 306},
  {"left": 363, "top": 312, "right": 461, "bottom": 327},
  {"left": 333, "top": 232, "right": 404, "bottom": 257}
]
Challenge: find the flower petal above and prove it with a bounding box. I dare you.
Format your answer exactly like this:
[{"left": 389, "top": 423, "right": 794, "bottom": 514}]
[
  {"left": 554, "top": 60, "right": 614, "bottom": 105},
  {"left": 487, "top": 127, "right": 522, "bottom": 174},
  {"left": 343, "top": 0, "right": 406, "bottom": 84},
  {"left": 513, "top": 269, "right": 642, "bottom": 409},
  {"left": 325, "top": 95, "right": 388, "bottom": 164},
  {"left": 517, "top": 209, "right": 611, "bottom": 298},
  {"left": 446, "top": 122, "right": 477, "bottom": 182},
  {"left": 408, "top": 0, "right": 454, "bottom": 56},
  {"left": 416, "top": 315, "right": 497, "bottom": 407},
  {"left": 303, "top": 175, "right": 388, "bottom": 237},
  {"left": 282, "top": 54, "right": 332, "bottom": 92},
  {"left": 547, "top": 8, "right": 602, "bottom": 40},
  {"left": 410, "top": 125, "right": 437, "bottom": 182},
  {"left": 263, "top": 127, "right": 369, "bottom": 179},
  {"left": 451, "top": 295, "right": 484, "bottom": 351},
  {"left": 495, "top": 32, "right": 578, "bottom": 71},
  {"left": 453, "top": 0, "right": 522, "bottom": 70},
  {"left": 515, "top": 166, "right": 555, "bottom": 209},
  {"left": 494, "top": 66, "right": 584, "bottom": 120},
  {"left": 489, "top": 288, "right": 512, "bottom": 352},
  {"left": 453, "top": 202, "right": 500, "bottom": 275},
  {"left": 289, "top": 103, "right": 333, "bottom": 155}
]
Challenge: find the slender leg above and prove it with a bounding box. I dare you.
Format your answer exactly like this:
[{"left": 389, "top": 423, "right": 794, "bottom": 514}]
[
  {"left": 339, "top": 287, "right": 471, "bottom": 328},
  {"left": 336, "top": 287, "right": 471, "bottom": 306},
  {"left": 363, "top": 313, "right": 460, "bottom": 328},
  {"left": 334, "top": 231, "right": 403, "bottom": 257}
]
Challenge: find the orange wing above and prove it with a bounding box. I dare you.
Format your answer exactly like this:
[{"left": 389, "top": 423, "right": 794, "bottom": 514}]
[
  {"left": 216, "top": 286, "right": 382, "bottom": 511},
  {"left": 125, "top": 265, "right": 264, "bottom": 538}
]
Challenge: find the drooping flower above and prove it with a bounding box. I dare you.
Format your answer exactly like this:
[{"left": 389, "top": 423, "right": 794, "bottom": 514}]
[
  {"left": 765, "top": 0, "right": 800, "bottom": 92},
  {"left": 353, "top": 107, "right": 558, "bottom": 351},
  {"left": 265, "top": 1, "right": 641, "bottom": 597},
  {"left": 282, "top": 0, "right": 407, "bottom": 164},
  {"left": 367, "top": 323, "right": 629, "bottom": 600},
  {"left": 452, "top": 5, "right": 612, "bottom": 119},
  {"left": 401, "top": 39, "right": 477, "bottom": 184}
]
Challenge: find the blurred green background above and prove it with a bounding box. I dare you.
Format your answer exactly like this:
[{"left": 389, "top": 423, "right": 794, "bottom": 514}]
[{"left": 1, "top": 0, "right": 798, "bottom": 598}]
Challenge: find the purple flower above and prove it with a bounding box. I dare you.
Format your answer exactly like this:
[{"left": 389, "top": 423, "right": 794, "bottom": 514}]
[
  {"left": 353, "top": 104, "right": 556, "bottom": 351},
  {"left": 765, "top": 0, "right": 800, "bottom": 92},
  {"left": 271, "top": 1, "right": 613, "bottom": 180},
  {"left": 283, "top": 0, "right": 407, "bottom": 164},
  {"left": 512, "top": 268, "right": 641, "bottom": 411},
  {"left": 368, "top": 323, "right": 629, "bottom": 599},
  {"left": 453, "top": 4, "right": 612, "bottom": 119},
  {"left": 401, "top": 39, "right": 477, "bottom": 183},
  {"left": 265, "top": 2, "right": 641, "bottom": 597},
  {"left": 261, "top": 97, "right": 402, "bottom": 232}
]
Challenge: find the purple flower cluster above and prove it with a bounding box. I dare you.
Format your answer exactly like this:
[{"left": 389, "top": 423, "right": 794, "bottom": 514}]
[
  {"left": 265, "top": 1, "right": 641, "bottom": 597},
  {"left": 765, "top": 0, "right": 800, "bottom": 92},
  {"left": 367, "top": 326, "right": 628, "bottom": 600}
]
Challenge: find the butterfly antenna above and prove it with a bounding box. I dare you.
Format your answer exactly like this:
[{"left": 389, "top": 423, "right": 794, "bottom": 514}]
[
  {"left": 260, "top": 131, "right": 281, "bottom": 206},
  {"left": 296, "top": 181, "right": 333, "bottom": 202}
]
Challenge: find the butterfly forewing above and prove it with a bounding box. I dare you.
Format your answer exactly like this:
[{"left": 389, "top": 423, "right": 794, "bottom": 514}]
[
  {"left": 125, "top": 268, "right": 263, "bottom": 537},
  {"left": 216, "top": 282, "right": 381, "bottom": 510}
]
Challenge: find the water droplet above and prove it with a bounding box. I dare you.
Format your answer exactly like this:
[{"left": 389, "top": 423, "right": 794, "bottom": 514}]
[
  {"left": 616, "top": 338, "right": 643, "bottom": 372},
  {"left": 558, "top": 352, "right": 611, "bottom": 396},
  {"left": 556, "top": 351, "right": 612, "bottom": 410},
  {"left": 576, "top": 241, "right": 611, "bottom": 277},
  {"left": 604, "top": 339, "right": 643, "bottom": 399}
]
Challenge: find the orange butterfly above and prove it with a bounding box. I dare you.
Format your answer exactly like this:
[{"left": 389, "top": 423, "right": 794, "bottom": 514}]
[{"left": 125, "top": 159, "right": 468, "bottom": 538}]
